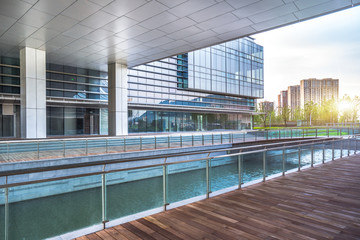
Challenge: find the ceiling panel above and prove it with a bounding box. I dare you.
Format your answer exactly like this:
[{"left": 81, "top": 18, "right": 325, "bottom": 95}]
[{"left": 0, "top": 0, "right": 358, "bottom": 69}]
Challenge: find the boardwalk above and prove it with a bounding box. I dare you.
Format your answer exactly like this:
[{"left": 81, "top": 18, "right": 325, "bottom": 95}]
[{"left": 76, "top": 154, "right": 360, "bottom": 240}]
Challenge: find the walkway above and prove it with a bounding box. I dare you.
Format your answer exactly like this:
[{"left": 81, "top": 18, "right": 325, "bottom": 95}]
[{"left": 76, "top": 154, "right": 360, "bottom": 240}]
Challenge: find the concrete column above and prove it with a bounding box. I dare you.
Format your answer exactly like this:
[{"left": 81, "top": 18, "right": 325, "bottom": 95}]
[
  {"left": 108, "top": 63, "right": 128, "bottom": 136},
  {"left": 20, "top": 47, "right": 46, "bottom": 138}
]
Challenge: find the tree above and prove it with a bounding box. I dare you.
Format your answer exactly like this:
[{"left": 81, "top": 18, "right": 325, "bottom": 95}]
[
  {"left": 304, "top": 101, "right": 317, "bottom": 126},
  {"left": 351, "top": 96, "right": 360, "bottom": 123},
  {"left": 280, "top": 106, "right": 290, "bottom": 126},
  {"left": 258, "top": 103, "right": 274, "bottom": 128}
]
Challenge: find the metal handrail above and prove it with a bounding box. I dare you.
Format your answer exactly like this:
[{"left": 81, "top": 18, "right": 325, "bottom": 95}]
[{"left": 0, "top": 137, "right": 352, "bottom": 189}]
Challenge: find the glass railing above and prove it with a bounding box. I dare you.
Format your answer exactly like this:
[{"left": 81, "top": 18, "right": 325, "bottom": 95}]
[
  {"left": 0, "top": 136, "right": 358, "bottom": 239},
  {"left": 0, "top": 127, "right": 359, "bottom": 163}
]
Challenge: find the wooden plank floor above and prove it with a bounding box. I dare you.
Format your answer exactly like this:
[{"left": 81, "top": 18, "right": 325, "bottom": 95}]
[{"left": 76, "top": 154, "right": 360, "bottom": 240}]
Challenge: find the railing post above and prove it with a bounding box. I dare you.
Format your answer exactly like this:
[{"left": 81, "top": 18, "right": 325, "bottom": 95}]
[
  {"left": 355, "top": 137, "right": 357, "bottom": 154},
  {"left": 298, "top": 146, "right": 301, "bottom": 171},
  {"left": 255, "top": 132, "right": 257, "bottom": 141},
  {"left": 278, "top": 129, "right": 281, "bottom": 139},
  {"left": 212, "top": 134, "right": 214, "bottom": 145},
  {"left": 7, "top": 143, "right": 10, "bottom": 161},
  {"left": 302, "top": 128, "right": 304, "bottom": 138},
  {"left": 206, "top": 158, "right": 211, "bottom": 198},
  {"left": 155, "top": 136, "right": 157, "bottom": 149},
  {"left": 348, "top": 137, "right": 350, "bottom": 156},
  {"left": 163, "top": 165, "right": 168, "bottom": 211},
  {"left": 315, "top": 128, "right": 317, "bottom": 138},
  {"left": 140, "top": 137, "right": 142, "bottom": 151},
  {"left": 282, "top": 148, "right": 285, "bottom": 176},
  {"left": 263, "top": 150, "right": 266, "bottom": 182},
  {"left": 238, "top": 152, "right": 242, "bottom": 189},
  {"left": 168, "top": 135, "right": 170, "bottom": 148},
  {"left": 192, "top": 135, "right": 194, "bottom": 146},
  {"left": 340, "top": 128, "right": 342, "bottom": 136},
  {"left": 291, "top": 129, "right": 293, "bottom": 139},
  {"left": 322, "top": 143, "right": 325, "bottom": 164},
  {"left": 327, "top": 128, "right": 329, "bottom": 137},
  {"left": 106, "top": 139, "right": 108, "bottom": 153},
  {"left": 243, "top": 133, "right": 245, "bottom": 142},
  {"left": 332, "top": 141, "right": 334, "bottom": 161},
  {"left": 221, "top": 133, "right": 223, "bottom": 144},
  {"left": 124, "top": 137, "right": 126, "bottom": 152},
  {"left": 266, "top": 130, "right": 268, "bottom": 141},
  {"left": 101, "top": 170, "right": 107, "bottom": 229},
  {"left": 311, "top": 144, "right": 314, "bottom": 167},
  {"left": 63, "top": 140, "right": 66, "bottom": 157},
  {"left": 86, "top": 139, "right": 88, "bottom": 156},
  {"left": 202, "top": 134, "right": 204, "bottom": 145},
  {"left": 229, "top": 133, "right": 231, "bottom": 143},
  {"left": 180, "top": 135, "right": 183, "bottom": 147}
]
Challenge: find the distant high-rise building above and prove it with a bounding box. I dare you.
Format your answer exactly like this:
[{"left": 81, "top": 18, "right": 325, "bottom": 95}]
[
  {"left": 288, "top": 85, "right": 300, "bottom": 118},
  {"left": 300, "top": 78, "right": 339, "bottom": 107},
  {"left": 277, "top": 90, "right": 288, "bottom": 114}
]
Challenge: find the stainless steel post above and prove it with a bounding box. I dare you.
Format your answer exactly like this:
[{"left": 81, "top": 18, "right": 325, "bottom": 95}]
[
  {"left": 180, "top": 135, "right": 183, "bottom": 147},
  {"left": 238, "top": 153, "right": 242, "bottom": 189},
  {"left": 298, "top": 146, "right": 301, "bottom": 171},
  {"left": 291, "top": 129, "right": 293, "bottom": 139},
  {"left": 168, "top": 135, "right": 170, "bottom": 148},
  {"left": 282, "top": 148, "right": 285, "bottom": 176},
  {"left": 7, "top": 143, "right": 9, "bottom": 161},
  {"left": 101, "top": 171, "right": 107, "bottom": 229},
  {"left": 124, "top": 138, "right": 126, "bottom": 152},
  {"left": 311, "top": 144, "right": 314, "bottom": 167},
  {"left": 206, "top": 158, "right": 211, "bottom": 198},
  {"left": 332, "top": 141, "right": 334, "bottom": 161},
  {"left": 221, "top": 133, "right": 223, "bottom": 144},
  {"left": 37, "top": 142, "right": 40, "bottom": 160},
  {"left": 212, "top": 134, "right": 214, "bottom": 145},
  {"left": 106, "top": 139, "right": 108, "bottom": 153},
  {"left": 263, "top": 151, "right": 266, "bottom": 182},
  {"left": 63, "top": 140, "right": 66, "bottom": 157},
  {"left": 322, "top": 143, "right": 325, "bottom": 164},
  {"left": 348, "top": 137, "right": 350, "bottom": 156},
  {"left": 192, "top": 135, "right": 194, "bottom": 146},
  {"left": 155, "top": 136, "right": 157, "bottom": 149},
  {"left": 202, "top": 134, "right": 204, "bottom": 145},
  {"left": 315, "top": 128, "right": 317, "bottom": 138},
  {"left": 163, "top": 165, "right": 168, "bottom": 211},
  {"left": 229, "top": 133, "right": 232, "bottom": 143},
  {"left": 140, "top": 137, "right": 142, "bottom": 151},
  {"left": 86, "top": 139, "right": 88, "bottom": 155}
]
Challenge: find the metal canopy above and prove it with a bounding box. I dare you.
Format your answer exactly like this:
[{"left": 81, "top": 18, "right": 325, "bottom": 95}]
[{"left": 0, "top": 0, "right": 358, "bottom": 69}]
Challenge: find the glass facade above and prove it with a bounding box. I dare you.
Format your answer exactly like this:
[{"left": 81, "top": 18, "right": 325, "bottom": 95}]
[
  {"left": 0, "top": 37, "right": 263, "bottom": 137},
  {"left": 128, "top": 110, "right": 251, "bottom": 133},
  {"left": 46, "top": 63, "right": 108, "bottom": 101},
  {"left": 187, "top": 38, "right": 263, "bottom": 98},
  {"left": 0, "top": 57, "right": 20, "bottom": 95}
]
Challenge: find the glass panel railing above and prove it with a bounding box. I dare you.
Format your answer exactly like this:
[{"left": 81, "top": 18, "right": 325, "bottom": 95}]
[
  {"left": 169, "top": 136, "right": 181, "bottom": 148},
  {"left": 203, "top": 134, "right": 213, "bottom": 145},
  {"left": 155, "top": 136, "right": 169, "bottom": 149},
  {"left": 210, "top": 156, "right": 238, "bottom": 192},
  {"left": 300, "top": 145, "right": 312, "bottom": 167},
  {"left": 313, "top": 144, "right": 324, "bottom": 164},
  {"left": 106, "top": 166, "right": 163, "bottom": 220},
  {"left": 107, "top": 138, "right": 125, "bottom": 153},
  {"left": 64, "top": 139, "right": 87, "bottom": 157},
  {"left": 285, "top": 147, "right": 300, "bottom": 171},
  {"left": 124, "top": 137, "right": 140, "bottom": 151},
  {"left": 39, "top": 141, "right": 64, "bottom": 159},
  {"left": 324, "top": 141, "right": 334, "bottom": 161},
  {"left": 213, "top": 134, "right": 222, "bottom": 144},
  {"left": 167, "top": 160, "right": 206, "bottom": 203},
  {"left": 141, "top": 136, "right": 155, "bottom": 150},
  {"left": 181, "top": 135, "right": 193, "bottom": 147},
  {"left": 87, "top": 139, "right": 107, "bottom": 155},
  {"left": 0, "top": 143, "right": 8, "bottom": 163},
  {"left": 7, "top": 175, "right": 102, "bottom": 239},
  {"left": 9, "top": 142, "right": 38, "bottom": 162},
  {"left": 193, "top": 135, "right": 203, "bottom": 146},
  {"left": 242, "top": 152, "right": 264, "bottom": 183},
  {"left": 266, "top": 149, "right": 283, "bottom": 176},
  {"left": 333, "top": 140, "right": 342, "bottom": 159}
]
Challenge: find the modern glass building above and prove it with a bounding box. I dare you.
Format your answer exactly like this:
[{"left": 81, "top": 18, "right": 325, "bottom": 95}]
[{"left": 0, "top": 37, "right": 263, "bottom": 137}]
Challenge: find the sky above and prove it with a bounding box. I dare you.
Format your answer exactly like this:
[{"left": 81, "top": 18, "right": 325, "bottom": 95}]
[{"left": 252, "top": 5, "right": 360, "bottom": 104}]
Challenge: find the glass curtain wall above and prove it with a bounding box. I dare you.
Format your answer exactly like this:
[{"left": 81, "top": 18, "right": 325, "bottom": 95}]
[
  {"left": 47, "top": 107, "right": 100, "bottom": 136},
  {"left": 128, "top": 109, "right": 250, "bottom": 133}
]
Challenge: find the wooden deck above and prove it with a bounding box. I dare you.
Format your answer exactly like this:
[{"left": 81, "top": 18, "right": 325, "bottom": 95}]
[{"left": 76, "top": 154, "right": 360, "bottom": 240}]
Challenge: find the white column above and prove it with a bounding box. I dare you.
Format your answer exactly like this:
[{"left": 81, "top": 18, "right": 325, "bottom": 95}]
[
  {"left": 20, "top": 47, "right": 46, "bottom": 138},
  {"left": 108, "top": 63, "right": 128, "bottom": 136}
]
